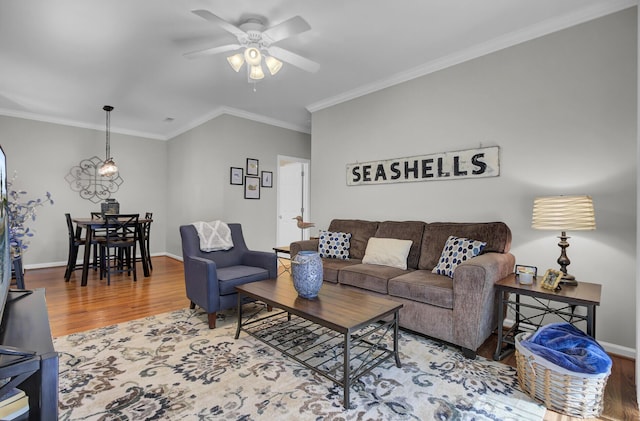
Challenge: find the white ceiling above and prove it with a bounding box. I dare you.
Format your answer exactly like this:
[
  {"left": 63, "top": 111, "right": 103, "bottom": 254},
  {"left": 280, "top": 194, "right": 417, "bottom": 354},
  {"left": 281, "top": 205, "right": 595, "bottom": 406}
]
[{"left": 0, "top": 0, "right": 635, "bottom": 139}]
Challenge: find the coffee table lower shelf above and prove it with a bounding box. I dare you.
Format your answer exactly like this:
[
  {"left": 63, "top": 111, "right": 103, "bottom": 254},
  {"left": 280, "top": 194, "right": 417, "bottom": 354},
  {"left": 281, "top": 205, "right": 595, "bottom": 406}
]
[{"left": 235, "top": 308, "right": 400, "bottom": 409}]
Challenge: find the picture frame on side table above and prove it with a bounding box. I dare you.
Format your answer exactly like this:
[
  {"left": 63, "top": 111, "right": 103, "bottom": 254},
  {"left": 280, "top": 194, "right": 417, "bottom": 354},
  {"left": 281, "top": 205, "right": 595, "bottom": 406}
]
[
  {"left": 515, "top": 264, "right": 537, "bottom": 285},
  {"left": 261, "top": 171, "right": 273, "bottom": 188},
  {"left": 540, "top": 269, "right": 562, "bottom": 290},
  {"left": 230, "top": 167, "right": 243, "bottom": 185},
  {"left": 244, "top": 176, "right": 260, "bottom": 199},
  {"left": 246, "top": 158, "right": 259, "bottom": 176}
]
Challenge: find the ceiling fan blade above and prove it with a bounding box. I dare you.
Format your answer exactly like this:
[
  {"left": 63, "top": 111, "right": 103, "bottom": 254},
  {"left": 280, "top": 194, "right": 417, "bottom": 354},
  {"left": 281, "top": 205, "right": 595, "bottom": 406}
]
[
  {"left": 183, "top": 43, "right": 241, "bottom": 59},
  {"left": 191, "top": 9, "right": 246, "bottom": 38},
  {"left": 268, "top": 46, "right": 319, "bottom": 73},
  {"left": 262, "top": 16, "right": 311, "bottom": 43}
]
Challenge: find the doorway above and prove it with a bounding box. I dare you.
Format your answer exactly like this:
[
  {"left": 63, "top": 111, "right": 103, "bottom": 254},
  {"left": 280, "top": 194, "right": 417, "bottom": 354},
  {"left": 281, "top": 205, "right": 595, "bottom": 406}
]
[{"left": 277, "top": 155, "right": 310, "bottom": 247}]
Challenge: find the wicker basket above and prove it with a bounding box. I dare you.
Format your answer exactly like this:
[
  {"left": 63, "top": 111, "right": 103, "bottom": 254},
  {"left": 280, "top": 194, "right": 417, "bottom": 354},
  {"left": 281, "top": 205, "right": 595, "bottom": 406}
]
[{"left": 515, "top": 332, "right": 610, "bottom": 418}]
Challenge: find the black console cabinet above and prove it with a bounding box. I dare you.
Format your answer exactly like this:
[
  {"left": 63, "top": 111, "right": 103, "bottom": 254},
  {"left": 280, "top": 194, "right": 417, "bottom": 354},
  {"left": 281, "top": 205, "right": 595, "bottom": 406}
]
[{"left": 0, "top": 289, "right": 58, "bottom": 420}]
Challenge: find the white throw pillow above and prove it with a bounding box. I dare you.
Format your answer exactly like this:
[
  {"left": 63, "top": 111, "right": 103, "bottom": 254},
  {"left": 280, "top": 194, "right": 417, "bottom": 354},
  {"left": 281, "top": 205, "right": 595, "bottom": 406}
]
[{"left": 362, "top": 237, "right": 413, "bottom": 270}]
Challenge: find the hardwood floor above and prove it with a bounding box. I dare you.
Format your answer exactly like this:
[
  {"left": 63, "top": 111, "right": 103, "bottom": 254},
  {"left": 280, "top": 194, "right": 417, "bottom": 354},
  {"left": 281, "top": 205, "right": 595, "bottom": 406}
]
[{"left": 20, "top": 256, "right": 638, "bottom": 420}]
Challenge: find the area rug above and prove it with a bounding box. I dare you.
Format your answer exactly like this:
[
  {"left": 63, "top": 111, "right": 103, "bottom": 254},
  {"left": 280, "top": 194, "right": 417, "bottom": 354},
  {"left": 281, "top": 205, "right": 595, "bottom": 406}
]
[{"left": 55, "top": 306, "right": 546, "bottom": 420}]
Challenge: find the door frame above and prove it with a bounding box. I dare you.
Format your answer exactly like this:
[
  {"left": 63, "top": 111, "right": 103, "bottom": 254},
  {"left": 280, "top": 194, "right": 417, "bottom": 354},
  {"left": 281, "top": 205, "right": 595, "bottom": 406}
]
[{"left": 276, "top": 155, "right": 311, "bottom": 246}]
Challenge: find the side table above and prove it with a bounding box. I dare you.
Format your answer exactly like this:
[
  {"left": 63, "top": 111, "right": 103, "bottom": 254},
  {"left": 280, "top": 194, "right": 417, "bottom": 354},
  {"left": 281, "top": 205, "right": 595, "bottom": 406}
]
[
  {"left": 273, "top": 245, "right": 291, "bottom": 275},
  {"left": 493, "top": 273, "right": 601, "bottom": 361}
]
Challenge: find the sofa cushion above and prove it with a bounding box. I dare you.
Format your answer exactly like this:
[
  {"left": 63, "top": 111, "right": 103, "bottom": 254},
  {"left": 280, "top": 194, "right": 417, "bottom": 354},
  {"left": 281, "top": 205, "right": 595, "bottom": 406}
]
[
  {"left": 374, "top": 221, "right": 425, "bottom": 269},
  {"left": 217, "top": 265, "right": 271, "bottom": 295},
  {"left": 338, "top": 263, "right": 411, "bottom": 294},
  {"left": 318, "top": 230, "right": 352, "bottom": 259},
  {"left": 321, "top": 258, "right": 362, "bottom": 283},
  {"left": 327, "top": 219, "right": 379, "bottom": 260},
  {"left": 432, "top": 236, "right": 487, "bottom": 278},
  {"left": 388, "top": 270, "right": 454, "bottom": 309},
  {"left": 419, "top": 222, "right": 511, "bottom": 270},
  {"left": 362, "top": 237, "right": 413, "bottom": 269}
]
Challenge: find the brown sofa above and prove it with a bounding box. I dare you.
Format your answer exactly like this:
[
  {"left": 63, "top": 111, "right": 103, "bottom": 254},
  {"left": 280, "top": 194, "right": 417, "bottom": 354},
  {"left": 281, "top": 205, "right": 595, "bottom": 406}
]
[{"left": 290, "top": 219, "right": 514, "bottom": 358}]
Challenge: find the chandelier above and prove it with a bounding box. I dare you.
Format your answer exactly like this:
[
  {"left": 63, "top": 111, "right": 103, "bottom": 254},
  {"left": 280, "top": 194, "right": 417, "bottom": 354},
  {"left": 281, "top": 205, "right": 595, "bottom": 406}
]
[
  {"left": 98, "top": 105, "right": 118, "bottom": 177},
  {"left": 226, "top": 45, "right": 283, "bottom": 81}
]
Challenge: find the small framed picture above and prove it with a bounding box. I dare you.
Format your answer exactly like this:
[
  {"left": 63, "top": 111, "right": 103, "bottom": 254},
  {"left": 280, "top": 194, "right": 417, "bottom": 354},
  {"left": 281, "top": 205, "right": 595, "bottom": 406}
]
[
  {"left": 540, "top": 269, "right": 563, "bottom": 290},
  {"left": 246, "top": 158, "right": 259, "bottom": 176},
  {"left": 244, "top": 176, "right": 260, "bottom": 199},
  {"left": 515, "top": 264, "right": 537, "bottom": 285},
  {"left": 261, "top": 171, "right": 273, "bottom": 188},
  {"left": 230, "top": 167, "right": 243, "bottom": 185}
]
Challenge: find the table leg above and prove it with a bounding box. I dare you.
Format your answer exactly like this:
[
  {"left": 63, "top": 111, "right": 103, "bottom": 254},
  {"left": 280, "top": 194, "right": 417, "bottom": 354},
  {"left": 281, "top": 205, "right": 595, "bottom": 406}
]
[
  {"left": 235, "top": 293, "right": 243, "bottom": 340},
  {"left": 81, "top": 227, "right": 93, "bottom": 287},
  {"left": 393, "top": 310, "right": 401, "bottom": 367},
  {"left": 587, "top": 305, "right": 596, "bottom": 338},
  {"left": 137, "top": 224, "right": 150, "bottom": 277},
  {"left": 343, "top": 332, "right": 351, "bottom": 409}
]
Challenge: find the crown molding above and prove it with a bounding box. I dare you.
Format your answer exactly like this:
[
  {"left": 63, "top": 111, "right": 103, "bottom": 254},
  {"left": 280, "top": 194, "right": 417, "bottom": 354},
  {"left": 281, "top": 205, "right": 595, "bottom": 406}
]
[
  {"left": 167, "top": 106, "right": 311, "bottom": 139},
  {"left": 307, "top": 0, "right": 637, "bottom": 113},
  {"left": 0, "top": 107, "right": 166, "bottom": 140}
]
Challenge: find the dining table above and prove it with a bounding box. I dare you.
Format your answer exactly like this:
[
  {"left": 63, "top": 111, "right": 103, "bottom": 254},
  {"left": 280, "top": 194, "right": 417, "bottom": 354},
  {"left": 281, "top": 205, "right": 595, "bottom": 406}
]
[{"left": 72, "top": 216, "right": 153, "bottom": 286}]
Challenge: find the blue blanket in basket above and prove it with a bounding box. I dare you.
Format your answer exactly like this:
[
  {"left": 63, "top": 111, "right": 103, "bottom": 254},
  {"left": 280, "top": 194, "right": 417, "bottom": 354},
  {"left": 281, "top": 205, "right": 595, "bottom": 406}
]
[{"left": 520, "top": 323, "right": 611, "bottom": 374}]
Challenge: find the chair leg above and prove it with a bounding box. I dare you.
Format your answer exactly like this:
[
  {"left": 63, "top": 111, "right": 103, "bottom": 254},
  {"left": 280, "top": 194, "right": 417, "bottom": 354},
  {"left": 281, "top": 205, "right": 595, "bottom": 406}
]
[
  {"left": 190, "top": 301, "right": 196, "bottom": 309},
  {"left": 208, "top": 312, "right": 217, "bottom": 329}
]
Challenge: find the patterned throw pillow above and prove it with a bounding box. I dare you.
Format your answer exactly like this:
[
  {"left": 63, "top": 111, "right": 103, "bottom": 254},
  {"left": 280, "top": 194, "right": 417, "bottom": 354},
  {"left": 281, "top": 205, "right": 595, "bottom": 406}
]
[
  {"left": 318, "top": 230, "right": 352, "bottom": 259},
  {"left": 432, "top": 235, "right": 487, "bottom": 278}
]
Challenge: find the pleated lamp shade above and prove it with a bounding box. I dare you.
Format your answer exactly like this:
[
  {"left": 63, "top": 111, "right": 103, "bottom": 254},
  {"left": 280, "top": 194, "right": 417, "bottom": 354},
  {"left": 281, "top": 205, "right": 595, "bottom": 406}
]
[{"left": 532, "top": 195, "right": 596, "bottom": 231}]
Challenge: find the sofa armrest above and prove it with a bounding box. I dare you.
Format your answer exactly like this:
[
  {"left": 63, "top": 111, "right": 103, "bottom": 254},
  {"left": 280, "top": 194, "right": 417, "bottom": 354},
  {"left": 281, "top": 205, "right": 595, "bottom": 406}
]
[
  {"left": 290, "top": 239, "right": 319, "bottom": 258},
  {"left": 242, "top": 251, "right": 278, "bottom": 278},
  {"left": 184, "top": 256, "right": 220, "bottom": 309},
  {"left": 451, "top": 252, "right": 515, "bottom": 352}
]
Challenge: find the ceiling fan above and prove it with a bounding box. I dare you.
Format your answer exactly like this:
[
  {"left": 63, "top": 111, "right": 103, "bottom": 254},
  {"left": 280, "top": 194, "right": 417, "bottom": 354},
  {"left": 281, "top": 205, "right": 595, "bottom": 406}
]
[{"left": 184, "top": 9, "right": 320, "bottom": 80}]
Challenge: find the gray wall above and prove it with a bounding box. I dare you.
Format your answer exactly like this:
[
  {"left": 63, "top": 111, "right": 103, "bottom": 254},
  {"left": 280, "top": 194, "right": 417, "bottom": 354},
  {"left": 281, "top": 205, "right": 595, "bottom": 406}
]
[
  {"left": 310, "top": 9, "right": 637, "bottom": 352},
  {"left": 0, "top": 115, "right": 168, "bottom": 266},
  {"left": 165, "top": 114, "right": 311, "bottom": 256}
]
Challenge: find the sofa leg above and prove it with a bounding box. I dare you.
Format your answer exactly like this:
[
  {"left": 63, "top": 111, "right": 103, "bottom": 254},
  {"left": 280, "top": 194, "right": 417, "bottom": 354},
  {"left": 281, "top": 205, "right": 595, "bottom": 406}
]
[
  {"left": 267, "top": 305, "right": 272, "bottom": 312},
  {"left": 189, "top": 301, "right": 196, "bottom": 310},
  {"left": 208, "top": 312, "right": 217, "bottom": 329},
  {"left": 461, "top": 347, "right": 476, "bottom": 360}
]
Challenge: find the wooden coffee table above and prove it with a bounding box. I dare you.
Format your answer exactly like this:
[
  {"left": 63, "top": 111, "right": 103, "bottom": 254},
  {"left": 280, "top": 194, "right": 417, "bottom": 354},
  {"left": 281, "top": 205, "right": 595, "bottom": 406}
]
[{"left": 235, "top": 279, "right": 403, "bottom": 409}]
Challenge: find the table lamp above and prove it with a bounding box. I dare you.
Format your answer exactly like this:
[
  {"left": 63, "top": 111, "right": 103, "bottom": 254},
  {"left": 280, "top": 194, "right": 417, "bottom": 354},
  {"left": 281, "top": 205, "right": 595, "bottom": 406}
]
[{"left": 531, "top": 195, "right": 596, "bottom": 286}]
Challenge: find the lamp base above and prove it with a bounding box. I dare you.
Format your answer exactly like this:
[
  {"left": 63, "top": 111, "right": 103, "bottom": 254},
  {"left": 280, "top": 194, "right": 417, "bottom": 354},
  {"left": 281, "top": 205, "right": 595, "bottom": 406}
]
[{"left": 560, "top": 273, "right": 578, "bottom": 286}]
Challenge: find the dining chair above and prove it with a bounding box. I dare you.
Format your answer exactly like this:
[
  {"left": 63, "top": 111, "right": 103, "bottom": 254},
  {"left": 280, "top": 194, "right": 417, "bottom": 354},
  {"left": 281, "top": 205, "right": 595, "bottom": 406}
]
[
  {"left": 99, "top": 214, "right": 139, "bottom": 285},
  {"left": 135, "top": 212, "right": 153, "bottom": 271},
  {"left": 64, "top": 213, "right": 99, "bottom": 281}
]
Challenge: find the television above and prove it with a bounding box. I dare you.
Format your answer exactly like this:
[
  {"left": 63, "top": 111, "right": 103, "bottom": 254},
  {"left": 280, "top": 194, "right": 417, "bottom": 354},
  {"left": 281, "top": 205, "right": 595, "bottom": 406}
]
[{"left": 0, "top": 145, "right": 10, "bottom": 323}]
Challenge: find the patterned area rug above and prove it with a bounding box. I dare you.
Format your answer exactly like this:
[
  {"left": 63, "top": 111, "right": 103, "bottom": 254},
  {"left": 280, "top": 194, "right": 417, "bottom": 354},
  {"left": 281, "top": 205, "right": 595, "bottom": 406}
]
[{"left": 55, "top": 306, "right": 546, "bottom": 420}]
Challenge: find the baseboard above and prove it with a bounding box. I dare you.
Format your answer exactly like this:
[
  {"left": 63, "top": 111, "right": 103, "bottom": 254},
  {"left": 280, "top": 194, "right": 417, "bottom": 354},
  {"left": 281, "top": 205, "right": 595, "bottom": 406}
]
[
  {"left": 503, "top": 317, "right": 636, "bottom": 359},
  {"left": 24, "top": 252, "right": 171, "bottom": 270}
]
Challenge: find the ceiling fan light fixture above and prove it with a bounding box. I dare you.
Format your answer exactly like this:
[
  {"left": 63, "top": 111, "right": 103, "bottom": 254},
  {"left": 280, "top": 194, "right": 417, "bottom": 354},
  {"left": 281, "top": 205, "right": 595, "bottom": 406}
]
[
  {"left": 227, "top": 53, "right": 244, "bottom": 72},
  {"left": 249, "top": 64, "right": 265, "bottom": 80},
  {"left": 244, "top": 46, "right": 262, "bottom": 66},
  {"left": 265, "top": 56, "right": 283, "bottom": 75}
]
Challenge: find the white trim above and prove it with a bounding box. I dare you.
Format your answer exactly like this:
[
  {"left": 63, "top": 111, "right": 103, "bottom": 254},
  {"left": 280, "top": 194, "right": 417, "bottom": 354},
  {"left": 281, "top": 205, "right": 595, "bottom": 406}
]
[
  {"left": 503, "top": 318, "right": 635, "bottom": 359},
  {"left": 167, "top": 106, "right": 310, "bottom": 139},
  {"left": 0, "top": 107, "right": 166, "bottom": 140},
  {"left": 307, "top": 0, "right": 637, "bottom": 113}
]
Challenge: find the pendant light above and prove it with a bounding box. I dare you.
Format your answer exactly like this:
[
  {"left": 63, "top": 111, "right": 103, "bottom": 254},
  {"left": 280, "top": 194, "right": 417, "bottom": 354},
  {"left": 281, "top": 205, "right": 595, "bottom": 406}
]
[{"left": 98, "top": 105, "right": 118, "bottom": 177}]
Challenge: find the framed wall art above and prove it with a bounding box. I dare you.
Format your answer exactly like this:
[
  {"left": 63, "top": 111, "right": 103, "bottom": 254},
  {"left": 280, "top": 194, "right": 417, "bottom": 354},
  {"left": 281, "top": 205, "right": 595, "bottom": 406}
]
[
  {"left": 244, "top": 176, "right": 260, "bottom": 199},
  {"left": 246, "top": 158, "right": 259, "bottom": 176},
  {"left": 261, "top": 171, "right": 273, "bottom": 188},
  {"left": 230, "top": 167, "right": 243, "bottom": 185}
]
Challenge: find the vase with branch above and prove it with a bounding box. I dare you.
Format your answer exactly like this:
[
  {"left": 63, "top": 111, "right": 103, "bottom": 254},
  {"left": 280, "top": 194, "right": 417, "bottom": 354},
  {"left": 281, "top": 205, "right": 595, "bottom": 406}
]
[{"left": 4, "top": 173, "right": 54, "bottom": 257}]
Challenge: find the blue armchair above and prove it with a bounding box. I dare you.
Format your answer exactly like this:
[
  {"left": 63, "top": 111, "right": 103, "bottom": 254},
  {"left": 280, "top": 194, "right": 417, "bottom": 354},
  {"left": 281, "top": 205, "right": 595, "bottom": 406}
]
[{"left": 179, "top": 223, "right": 277, "bottom": 328}]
